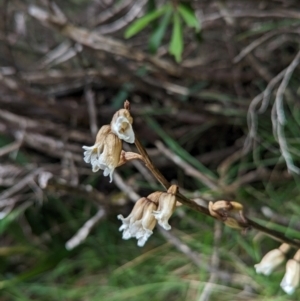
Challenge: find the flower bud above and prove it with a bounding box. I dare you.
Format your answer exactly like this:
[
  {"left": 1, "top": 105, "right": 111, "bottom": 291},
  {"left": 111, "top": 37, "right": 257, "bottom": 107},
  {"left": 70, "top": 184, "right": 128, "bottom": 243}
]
[
  {"left": 254, "top": 243, "right": 290, "bottom": 276},
  {"left": 111, "top": 109, "right": 135, "bottom": 143},
  {"left": 208, "top": 200, "right": 244, "bottom": 225},
  {"left": 210, "top": 200, "right": 243, "bottom": 212},
  {"left": 280, "top": 249, "right": 300, "bottom": 295}
]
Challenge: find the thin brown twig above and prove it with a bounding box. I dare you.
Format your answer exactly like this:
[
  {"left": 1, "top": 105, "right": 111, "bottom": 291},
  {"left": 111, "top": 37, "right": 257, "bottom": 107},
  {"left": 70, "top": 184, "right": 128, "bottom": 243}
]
[
  {"left": 155, "top": 141, "right": 218, "bottom": 190},
  {"left": 134, "top": 137, "right": 170, "bottom": 189},
  {"left": 272, "top": 50, "right": 300, "bottom": 174},
  {"left": 85, "top": 86, "right": 98, "bottom": 138},
  {"left": 0, "top": 140, "right": 22, "bottom": 157},
  {"left": 90, "top": 0, "right": 133, "bottom": 27},
  {"left": 0, "top": 168, "right": 43, "bottom": 202},
  {"left": 95, "top": 0, "right": 147, "bottom": 34},
  {"left": 65, "top": 207, "right": 106, "bottom": 250},
  {"left": 26, "top": 5, "right": 255, "bottom": 84},
  {"left": 158, "top": 227, "right": 203, "bottom": 268},
  {"left": 234, "top": 31, "right": 279, "bottom": 63},
  {"left": 198, "top": 221, "right": 222, "bottom": 301},
  {"left": 113, "top": 171, "right": 140, "bottom": 202}
]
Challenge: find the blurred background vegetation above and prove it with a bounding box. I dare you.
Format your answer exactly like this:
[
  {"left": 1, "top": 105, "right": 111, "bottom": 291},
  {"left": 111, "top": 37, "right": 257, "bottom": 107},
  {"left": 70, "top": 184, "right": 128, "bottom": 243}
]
[{"left": 1, "top": 0, "right": 300, "bottom": 300}]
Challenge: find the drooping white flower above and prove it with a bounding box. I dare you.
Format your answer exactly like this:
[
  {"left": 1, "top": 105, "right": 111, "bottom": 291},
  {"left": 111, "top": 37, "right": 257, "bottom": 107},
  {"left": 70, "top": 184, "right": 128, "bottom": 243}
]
[
  {"left": 118, "top": 194, "right": 159, "bottom": 247},
  {"left": 118, "top": 197, "right": 146, "bottom": 240},
  {"left": 111, "top": 109, "right": 135, "bottom": 143},
  {"left": 132, "top": 203, "right": 157, "bottom": 247},
  {"left": 280, "top": 250, "right": 300, "bottom": 295},
  {"left": 152, "top": 185, "right": 178, "bottom": 230},
  {"left": 254, "top": 243, "right": 290, "bottom": 276},
  {"left": 82, "top": 125, "right": 122, "bottom": 182}
]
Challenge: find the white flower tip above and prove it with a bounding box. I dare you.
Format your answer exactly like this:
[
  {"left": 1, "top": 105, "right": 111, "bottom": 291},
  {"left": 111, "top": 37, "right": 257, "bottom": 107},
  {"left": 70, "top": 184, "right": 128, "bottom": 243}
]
[
  {"left": 102, "top": 167, "right": 114, "bottom": 182},
  {"left": 65, "top": 240, "right": 76, "bottom": 251},
  {"left": 122, "top": 231, "right": 132, "bottom": 240},
  {"left": 160, "top": 222, "right": 171, "bottom": 230},
  {"left": 109, "top": 170, "right": 114, "bottom": 183},
  {"left": 152, "top": 211, "right": 171, "bottom": 230},
  {"left": 254, "top": 264, "right": 271, "bottom": 276},
  {"left": 281, "top": 284, "right": 295, "bottom": 295},
  {"left": 82, "top": 145, "right": 95, "bottom": 164},
  {"left": 112, "top": 116, "right": 135, "bottom": 143},
  {"left": 137, "top": 238, "right": 147, "bottom": 247}
]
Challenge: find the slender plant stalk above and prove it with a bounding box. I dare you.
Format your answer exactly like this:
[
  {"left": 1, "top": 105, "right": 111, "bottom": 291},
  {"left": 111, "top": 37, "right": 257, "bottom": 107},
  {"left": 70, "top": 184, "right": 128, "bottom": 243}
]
[{"left": 134, "top": 136, "right": 300, "bottom": 249}]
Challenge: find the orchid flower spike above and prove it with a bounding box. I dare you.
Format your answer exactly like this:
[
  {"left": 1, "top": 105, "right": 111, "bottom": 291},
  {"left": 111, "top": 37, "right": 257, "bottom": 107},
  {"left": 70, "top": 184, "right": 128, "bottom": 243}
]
[
  {"left": 111, "top": 108, "right": 135, "bottom": 143},
  {"left": 82, "top": 125, "right": 122, "bottom": 182}
]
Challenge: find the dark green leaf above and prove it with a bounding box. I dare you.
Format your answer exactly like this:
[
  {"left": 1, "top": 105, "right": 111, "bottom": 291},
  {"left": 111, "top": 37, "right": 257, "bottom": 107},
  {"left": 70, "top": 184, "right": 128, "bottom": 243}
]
[
  {"left": 149, "top": 8, "right": 172, "bottom": 53},
  {"left": 125, "top": 5, "right": 168, "bottom": 39},
  {"left": 0, "top": 202, "right": 32, "bottom": 236},
  {"left": 178, "top": 3, "right": 201, "bottom": 32},
  {"left": 169, "top": 12, "right": 183, "bottom": 63}
]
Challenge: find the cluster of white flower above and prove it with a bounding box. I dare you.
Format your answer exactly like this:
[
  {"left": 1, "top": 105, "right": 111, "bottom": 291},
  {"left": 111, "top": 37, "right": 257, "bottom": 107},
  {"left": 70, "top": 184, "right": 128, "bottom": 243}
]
[
  {"left": 83, "top": 103, "right": 178, "bottom": 247},
  {"left": 83, "top": 109, "right": 135, "bottom": 182},
  {"left": 254, "top": 243, "right": 300, "bottom": 295},
  {"left": 118, "top": 185, "right": 178, "bottom": 247}
]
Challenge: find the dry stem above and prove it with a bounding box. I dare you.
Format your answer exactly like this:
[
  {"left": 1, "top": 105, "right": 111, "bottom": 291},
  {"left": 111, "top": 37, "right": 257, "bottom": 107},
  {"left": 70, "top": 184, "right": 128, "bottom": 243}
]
[{"left": 134, "top": 135, "right": 300, "bottom": 248}]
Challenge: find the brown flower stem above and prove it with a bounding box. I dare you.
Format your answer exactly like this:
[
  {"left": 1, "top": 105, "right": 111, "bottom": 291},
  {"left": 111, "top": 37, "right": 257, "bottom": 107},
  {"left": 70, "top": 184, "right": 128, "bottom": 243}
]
[
  {"left": 134, "top": 137, "right": 170, "bottom": 189},
  {"left": 134, "top": 135, "right": 300, "bottom": 249},
  {"left": 244, "top": 218, "right": 300, "bottom": 248}
]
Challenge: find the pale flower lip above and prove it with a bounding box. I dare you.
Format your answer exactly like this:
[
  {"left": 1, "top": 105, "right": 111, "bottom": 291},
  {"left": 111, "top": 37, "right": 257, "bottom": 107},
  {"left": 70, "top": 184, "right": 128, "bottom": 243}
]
[
  {"left": 152, "top": 192, "right": 177, "bottom": 230},
  {"left": 152, "top": 185, "right": 178, "bottom": 230},
  {"left": 128, "top": 212, "right": 156, "bottom": 247},
  {"left": 111, "top": 109, "right": 135, "bottom": 143},
  {"left": 117, "top": 198, "right": 146, "bottom": 240},
  {"left": 280, "top": 259, "right": 300, "bottom": 295},
  {"left": 118, "top": 197, "right": 157, "bottom": 247},
  {"left": 254, "top": 248, "right": 286, "bottom": 276},
  {"left": 82, "top": 125, "right": 122, "bottom": 182}
]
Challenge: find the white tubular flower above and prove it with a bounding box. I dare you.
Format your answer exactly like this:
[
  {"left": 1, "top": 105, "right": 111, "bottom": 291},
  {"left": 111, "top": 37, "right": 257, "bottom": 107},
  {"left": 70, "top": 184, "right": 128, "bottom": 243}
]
[
  {"left": 254, "top": 243, "right": 290, "bottom": 276},
  {"left": 152, "top": 185, "right": 178, "bottom": 230},
  {"left": 83, "top": 125, "right": 110, "bottom": 167},
  {"left": 118, "top": 197, "right": 147, "bottom": 240},
  {"left": 280, "top": 250, "right": 300, "bottom": 295},
  {"left": 132, "top": 202, "right": 157, "bottom": 247},
  {"left": 82, "top": 125, "right": 122, "bottom": 182},
  {"left": 118, "top": 193, "right": 160, "bottom": 247},
  {"left": 111, "top": 109, "right": 135, "bottom": 143}
]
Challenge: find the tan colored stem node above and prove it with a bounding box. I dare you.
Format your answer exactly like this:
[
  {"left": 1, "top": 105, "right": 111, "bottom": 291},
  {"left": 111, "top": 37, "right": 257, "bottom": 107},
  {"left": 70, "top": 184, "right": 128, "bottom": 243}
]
[
  {"left": 124, "top": 100, "right": 130, "bottom": 110},
  {"left": 279, "top": 243, "right": 291, "bottom": 255},
  {"left": 293, "top": 249, "right": 300, "bottom": 262},
  {"left": 117, "top": 151, "right": 144, "bottom": 167},
  {"left": 167, "top": 184, "right": 179, "bottom": 195}
]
